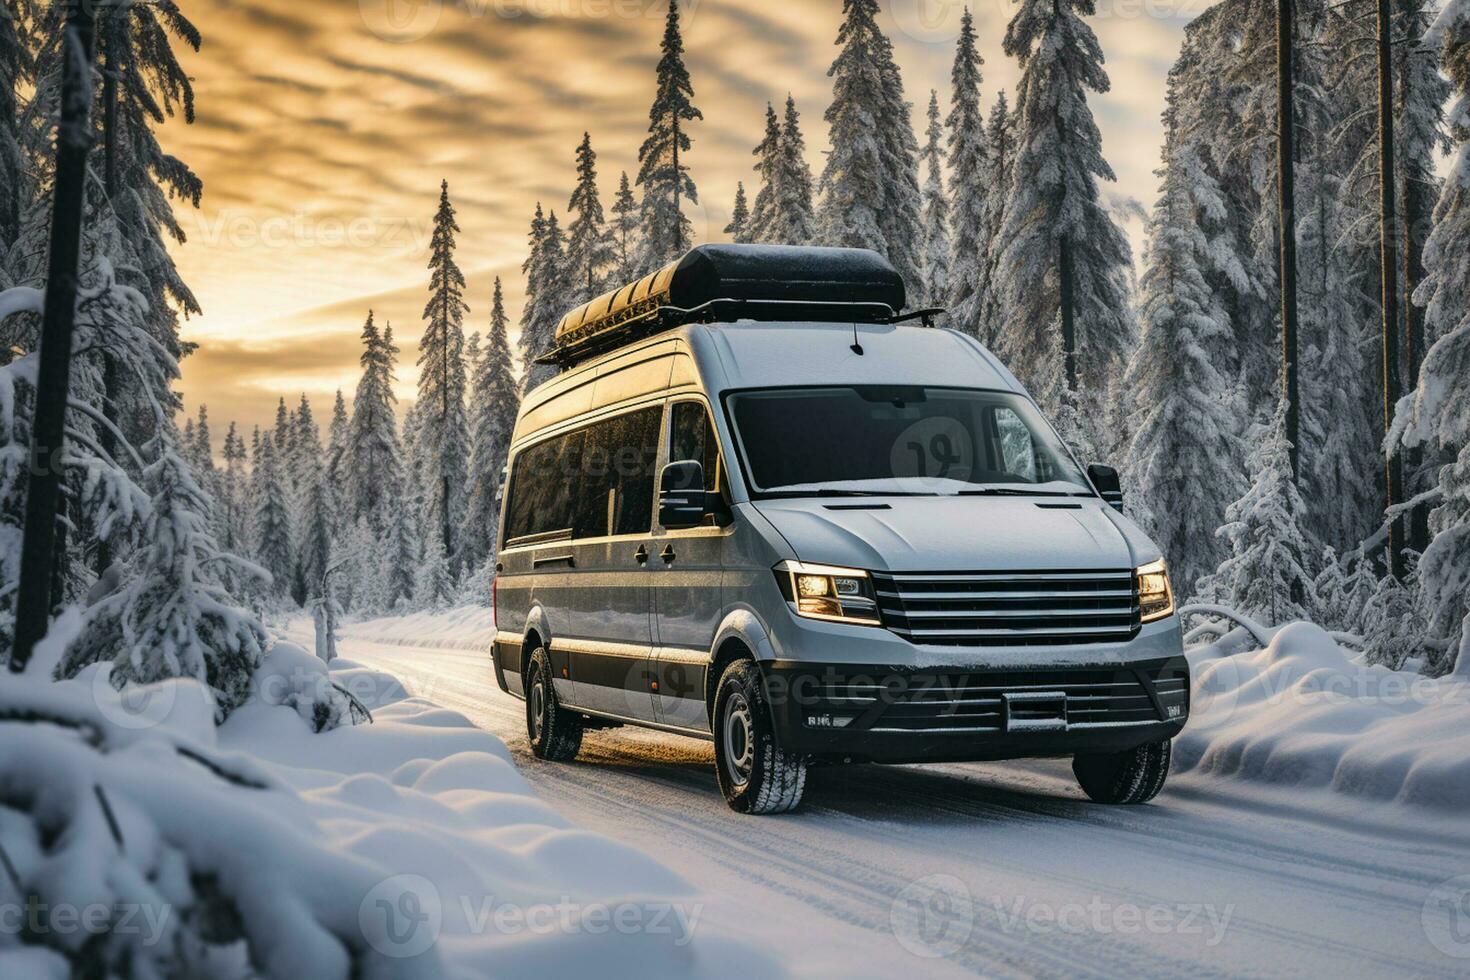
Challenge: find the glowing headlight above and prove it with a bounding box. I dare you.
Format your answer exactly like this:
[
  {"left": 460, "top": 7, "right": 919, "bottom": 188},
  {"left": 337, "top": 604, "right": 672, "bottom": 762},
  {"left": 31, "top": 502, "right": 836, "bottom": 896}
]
[
  {"left": 1136, "top": 558, "right": 1175, "bottom": 623},
  {"left": 776, "top": 561, "right": 881, "bottom": 626}
]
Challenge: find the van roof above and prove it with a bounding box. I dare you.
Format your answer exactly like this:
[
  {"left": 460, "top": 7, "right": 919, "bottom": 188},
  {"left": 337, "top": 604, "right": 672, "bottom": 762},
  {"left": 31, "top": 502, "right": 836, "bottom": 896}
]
[
  {"left": 683, "top": 320, "right": 1021, "bottom": 395},
  {"left": 516, "top": 320, "right": 1024, "bottom": 440}
]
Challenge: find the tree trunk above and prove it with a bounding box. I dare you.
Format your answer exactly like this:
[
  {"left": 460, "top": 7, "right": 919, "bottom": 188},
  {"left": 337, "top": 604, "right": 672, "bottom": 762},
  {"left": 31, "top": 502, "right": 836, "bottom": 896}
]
[
  {"left": 96, "top": 25, "right": 119, "bottom": 576},
  {"left": 1378, "top": 0, "right": 1406, "bottom": 579},
  {"left": 1400, "top": 12, "right": 1431, "bottom": 556},
  {"left": 1058, "top": 235, "right": 1078, "bottom": 395},
  {"left": 672, "top": 114, "right": 682, "bottom": 255},
  {"left": 1278, "top": 0, "right": 1301, "bottom": 482},
  {"left": 10, "top": 6, "right": 97, "bottom": 673}
]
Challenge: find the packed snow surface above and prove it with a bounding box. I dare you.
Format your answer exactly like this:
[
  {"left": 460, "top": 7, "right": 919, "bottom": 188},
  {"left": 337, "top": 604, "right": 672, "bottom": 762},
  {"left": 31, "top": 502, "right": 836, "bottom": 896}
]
[{"left": 1178, "top": 621, "right": 1470, "bottom": 811}]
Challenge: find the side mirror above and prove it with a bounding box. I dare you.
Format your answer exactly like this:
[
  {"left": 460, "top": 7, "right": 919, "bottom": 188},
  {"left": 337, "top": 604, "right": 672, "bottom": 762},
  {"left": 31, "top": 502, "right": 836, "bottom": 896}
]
[
  {"left": 1088, "top": 463, "right": 1124, "bottom": 512},
  {"left": 660, "top": 460, "right": 708, "bottom": 529}
]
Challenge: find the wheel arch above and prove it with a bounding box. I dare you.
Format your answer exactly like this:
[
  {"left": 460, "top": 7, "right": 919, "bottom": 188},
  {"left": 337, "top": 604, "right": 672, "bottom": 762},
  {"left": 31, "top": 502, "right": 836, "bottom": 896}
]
[{"left": 705, "top": 607, "right": 778, "bottom": 725}]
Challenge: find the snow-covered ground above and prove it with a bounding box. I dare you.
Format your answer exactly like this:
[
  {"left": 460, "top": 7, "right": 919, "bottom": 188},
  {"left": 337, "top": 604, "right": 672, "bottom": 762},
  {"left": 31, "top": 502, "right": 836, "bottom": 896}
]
[
  {"left": 0, "top": 636, "right": 776, "bottom": 979},
  {"left": 309, "top": 608, "right": 1470, "bottom": 978}
]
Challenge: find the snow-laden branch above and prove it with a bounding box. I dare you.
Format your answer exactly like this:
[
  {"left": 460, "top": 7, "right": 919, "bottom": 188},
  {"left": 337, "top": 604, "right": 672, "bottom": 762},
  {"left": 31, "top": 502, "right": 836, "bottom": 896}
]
[{"left": 1178, "top": 603, "right": 1274, "bottom": 647}]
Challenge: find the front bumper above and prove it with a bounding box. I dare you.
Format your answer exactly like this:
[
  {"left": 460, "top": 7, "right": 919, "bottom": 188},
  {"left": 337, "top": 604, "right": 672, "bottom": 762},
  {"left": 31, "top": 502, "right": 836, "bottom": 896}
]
[{"left": 761, "top": 654, "right": 1190, "bottom": 764}]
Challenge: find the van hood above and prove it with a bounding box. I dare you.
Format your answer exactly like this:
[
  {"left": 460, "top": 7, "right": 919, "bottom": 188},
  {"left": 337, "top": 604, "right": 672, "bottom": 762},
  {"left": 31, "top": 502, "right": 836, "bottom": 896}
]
[{"left": 752, "top": 496, "right": 1153, "bottom": 573}]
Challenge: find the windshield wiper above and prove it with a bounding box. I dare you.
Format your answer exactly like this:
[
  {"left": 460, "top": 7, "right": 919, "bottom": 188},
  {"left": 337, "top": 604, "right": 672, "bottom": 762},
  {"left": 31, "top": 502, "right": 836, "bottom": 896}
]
[
  {"left": 957, "top": 487, "right": 1089, "bottom": 497},
  {"left": 762, "top": 488, "right": 939, "bottom": 499}
]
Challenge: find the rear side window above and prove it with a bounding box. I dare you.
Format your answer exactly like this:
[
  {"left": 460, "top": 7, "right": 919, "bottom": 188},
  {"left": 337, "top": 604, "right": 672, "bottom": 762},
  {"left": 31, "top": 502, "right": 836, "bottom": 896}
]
[{"left": 504, "top": 406, "right": 661, "bottom": 544}]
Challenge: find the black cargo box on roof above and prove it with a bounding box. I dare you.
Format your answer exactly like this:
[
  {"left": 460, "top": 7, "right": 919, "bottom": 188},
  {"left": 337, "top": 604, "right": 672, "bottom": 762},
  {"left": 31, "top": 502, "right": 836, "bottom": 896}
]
[{"left": 542, "top": 244, "right": 909, "bottom": 367}]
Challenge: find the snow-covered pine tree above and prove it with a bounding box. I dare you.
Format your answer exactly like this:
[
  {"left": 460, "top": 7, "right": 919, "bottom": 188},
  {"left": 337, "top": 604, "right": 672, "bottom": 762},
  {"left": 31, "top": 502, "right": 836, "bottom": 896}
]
[
  {"left": 1295, "top": 67, "right": 1379, "bottom": 550},
  {"left": 415, "top": 533, "right": 455, "bottom": 610},
  {"left": 286, "top": 393, "right": 322, "bottom": 604},
  {"left": 519, "top": 206, "right": 568, "bottom": 392},
  {"left": 300, "top": 470, "right": 334, "bottom": 605},
  {"left": 610, "top": 171, "right": 640, "bottom": 283},
  {"left": 190, "top": 404, "right": 214, "bottom": 475},
  {"left": 220, "top": 421, "right": 247, "bottom": 555},
  {"left": 1394, "top": 0, "right": 1470, "bottom": 676},
  {"left": 384, "top": 500, "right": 420, "bottom": 609},
  {"left": 771, "top": 95, "right": 818, "bottom": 246},
  {"left": 725, "top": 182, "right": 750, "bottom": 242},
  {"left": 818, "top": 0, "right": 924, "bottom": 292},
  {"left": 0, "top": 250, "right": 157, "bottom": 651},
  {"left": 463, "top": 277, "right": 521, "bottom": 573},
  {"left": 747, "top": 102, "right": 782, "bottom": 244},
  {"left": 976, "top": 91, "right": 1015, "bottom": 337},
  {"left": 251, "top": 433, "right": 293, "bottom": 603},
  {"left": 1124, "top": 72, "right": 1246, "bottom": 597},
  {"left": 272, "top": 397, "right": 291, "bottom": 466},
  {"left": 918, "top": 90, "right": 951, "bottom": 313},
  {"left": 566, "top": 133, "right": 615, "bottom": 304},
  {"left": 944, "top": 9, "right": 987, "bottom": 339},
  {"left": 636, "top": 0, "right": 702, "bottom": 272},
  {"left": 289, "top": 394, "right": 320, "bottom": 489},
  {"left": 322, "top": 390, "right": 349, "bottom": 530},
  {"left": 346, "top": 311, "right": 406, "bottom": 534},
  {"left": 62, "top": 426, "right": 267, "bottom": 720},
  {"left": 997, "top": 0, "right": 1135, "bottom": 427},
  {"left": 1204, "top": 406, "right": 1314, "bottom": 625},
  {"left": 418, "top": 180, "right": 472, "bottom": 574},
  {"left": 1396, "top": 0, "right": 1454, "bottom": 553}
]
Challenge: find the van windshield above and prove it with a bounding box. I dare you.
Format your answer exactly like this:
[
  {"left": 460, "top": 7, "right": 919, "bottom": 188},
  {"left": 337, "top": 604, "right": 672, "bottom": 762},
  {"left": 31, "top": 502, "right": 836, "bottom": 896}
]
[{"left": 724, "top": 386, "right": 1092, "bottom": 498}]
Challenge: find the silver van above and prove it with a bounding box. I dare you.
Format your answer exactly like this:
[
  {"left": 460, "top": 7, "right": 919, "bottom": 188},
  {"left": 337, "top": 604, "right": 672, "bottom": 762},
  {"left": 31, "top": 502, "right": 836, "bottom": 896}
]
[{"left": 491, "top": 245, "right": 1187, "bottom": 814}]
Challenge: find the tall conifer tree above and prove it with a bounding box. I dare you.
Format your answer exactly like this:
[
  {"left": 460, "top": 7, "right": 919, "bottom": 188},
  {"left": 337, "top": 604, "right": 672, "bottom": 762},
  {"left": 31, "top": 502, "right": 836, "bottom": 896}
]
[
  {"left": 636, "top": 0, "right": 702, "bottom": 271},
  {"left": 418, "top": 180, "right": 472, "bottom": 569}
]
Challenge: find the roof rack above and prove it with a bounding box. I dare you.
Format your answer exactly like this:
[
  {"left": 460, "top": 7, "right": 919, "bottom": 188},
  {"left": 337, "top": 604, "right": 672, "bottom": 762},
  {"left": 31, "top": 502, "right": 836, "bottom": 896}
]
[{"left": 537, "top": 244, "right": 941, "bottom": 368}]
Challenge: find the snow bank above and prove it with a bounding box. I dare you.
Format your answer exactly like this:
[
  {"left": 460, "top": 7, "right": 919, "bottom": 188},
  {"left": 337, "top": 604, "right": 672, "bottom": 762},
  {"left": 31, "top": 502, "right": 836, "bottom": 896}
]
[
  {"left": 341, "top": 605, "right": 496, "bottom": 652},
  {"left": 1178, "top": 621, "right": 1470, "bottom": 812},
  {"left": 0, "top": 644, "right": 776, "bottom": 979}
]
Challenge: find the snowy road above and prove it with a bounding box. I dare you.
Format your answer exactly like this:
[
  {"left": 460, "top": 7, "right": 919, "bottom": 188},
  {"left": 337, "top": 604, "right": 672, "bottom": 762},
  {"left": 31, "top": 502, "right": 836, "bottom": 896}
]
[{"left": 313, "top": 629, "right": 1470, "bottom": 979}]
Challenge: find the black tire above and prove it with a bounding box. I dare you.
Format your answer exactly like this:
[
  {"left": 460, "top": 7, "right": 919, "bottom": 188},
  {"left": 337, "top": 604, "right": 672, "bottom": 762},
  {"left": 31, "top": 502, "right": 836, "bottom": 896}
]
[
  {"left": 713, "top": 659, "right": 807, "bottom": 814},
  {"left": 525, "top": 647, "right": 582, "bottom": 762},
  {"left": 1072, "top": 738, "right": 1171, "bottom": 804}
]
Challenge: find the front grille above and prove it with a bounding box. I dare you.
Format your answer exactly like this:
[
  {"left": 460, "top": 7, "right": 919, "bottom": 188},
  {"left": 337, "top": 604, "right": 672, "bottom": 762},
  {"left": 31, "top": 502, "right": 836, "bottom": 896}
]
[
  {"left": 806, "top": 663, "right": 1188, "bottom": 734},
  {"left": 872, "top": 569, "right": 1141, "bottom": 647}
]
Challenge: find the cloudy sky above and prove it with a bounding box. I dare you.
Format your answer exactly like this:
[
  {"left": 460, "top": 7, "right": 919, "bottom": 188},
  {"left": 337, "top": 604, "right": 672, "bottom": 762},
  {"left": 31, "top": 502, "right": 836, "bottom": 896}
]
[{"left": 168, "top": 0, "right": 1204, "bottom": 436}]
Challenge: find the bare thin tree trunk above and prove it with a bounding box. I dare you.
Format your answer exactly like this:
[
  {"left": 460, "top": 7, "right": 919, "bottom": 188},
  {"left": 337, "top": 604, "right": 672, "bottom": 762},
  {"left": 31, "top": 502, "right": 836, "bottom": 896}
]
[
  {"left": 10, "top": 6, "right": 97, "bottom": 674},
  {"left": 1278, "top": 0, "right": 1301, "bottom": 481},
  {"left": 1378, "top": 0, "right": 1406, "bottom": 579}
]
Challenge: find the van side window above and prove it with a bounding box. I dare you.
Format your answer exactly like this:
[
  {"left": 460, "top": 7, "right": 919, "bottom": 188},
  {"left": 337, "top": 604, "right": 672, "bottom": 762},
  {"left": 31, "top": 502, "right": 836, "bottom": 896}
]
[
  {"left": 504, "top": 406, "right": 661, "bottom": 544},
  {"left": 992, "top": 407, "right": 1039, "bottom": 482},
  {"left": 670, "top": 401, "right": 719, "bottom": 493},
  {"left": 606, "top": 407, "right": 662, "bottom": 536}
]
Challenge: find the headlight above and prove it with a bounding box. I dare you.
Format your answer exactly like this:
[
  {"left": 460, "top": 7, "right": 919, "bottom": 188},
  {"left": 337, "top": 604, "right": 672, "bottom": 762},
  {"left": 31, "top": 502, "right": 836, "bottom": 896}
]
[
  {"left": 774, "top": 561, "right": 882, "bottom": 626},
  {"left": 1136, "top": 558, "right": 1175, "bottom": 623}
]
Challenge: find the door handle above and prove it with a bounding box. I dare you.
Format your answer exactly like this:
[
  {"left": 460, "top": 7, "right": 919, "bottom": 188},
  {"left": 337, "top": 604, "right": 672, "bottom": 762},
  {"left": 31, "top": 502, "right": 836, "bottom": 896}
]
[
  {"left": 660, "top": 544, "right": 677, "bottom": 564},
  {"left": 634, "top": 545, "right": 649, "bottom": 565}
]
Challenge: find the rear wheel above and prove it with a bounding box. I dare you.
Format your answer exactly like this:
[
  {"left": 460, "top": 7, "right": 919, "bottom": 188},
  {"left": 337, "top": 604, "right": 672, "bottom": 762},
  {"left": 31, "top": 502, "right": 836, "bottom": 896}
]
[
  {"left": 1072, "top": 738, "right": 1171, "bottom": 804},
  {"left": 525, "top": 647, "right": 582, "bottom": 762},
  {"left": 713, "top": 659, "right": 806, "bottom": 814}
]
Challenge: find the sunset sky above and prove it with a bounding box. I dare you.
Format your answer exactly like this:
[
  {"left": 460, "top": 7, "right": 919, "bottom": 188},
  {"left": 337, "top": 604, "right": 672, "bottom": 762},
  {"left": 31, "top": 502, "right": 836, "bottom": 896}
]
[{"left": 169, "top": 0, "right": 1204, "bottom": 436}]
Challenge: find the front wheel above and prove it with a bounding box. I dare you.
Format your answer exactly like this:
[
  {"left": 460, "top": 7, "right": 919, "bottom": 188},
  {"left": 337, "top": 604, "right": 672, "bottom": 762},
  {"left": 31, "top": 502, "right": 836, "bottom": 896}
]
[
  {"left": 713, "top": 660, "right": 807, "bottom": 814},
  {"left": 525, "top": 647, "right": 582, "bottom": 761},
  {"left": 1072, "top": 738, "right": 1171, "bottom": 804}
]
